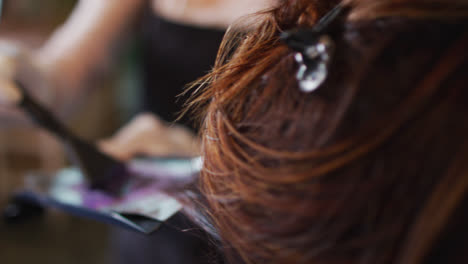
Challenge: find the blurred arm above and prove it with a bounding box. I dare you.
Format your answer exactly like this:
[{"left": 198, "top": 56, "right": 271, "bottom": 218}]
[{"left": 35, "top": 0, "right": 144, "bottom": 103}]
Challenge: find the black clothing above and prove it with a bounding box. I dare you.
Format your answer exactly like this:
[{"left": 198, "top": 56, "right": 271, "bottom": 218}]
[{"left": 141, "top": 13, "right": 225, "bottom": 129}]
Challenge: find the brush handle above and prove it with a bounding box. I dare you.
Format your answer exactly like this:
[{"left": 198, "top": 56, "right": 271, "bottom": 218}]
[
  {"left": 15, "top": 80, "right": 129, "bottom": 194},
  {"left": 17, "top": 82, "right": 75, "bottom": 140}
]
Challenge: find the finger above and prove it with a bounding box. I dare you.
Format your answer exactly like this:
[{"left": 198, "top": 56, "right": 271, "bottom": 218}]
[
  {"left": 0, "top": 47, "right": 19, "bottom": 78},
  {"left": 110, "top": 113, "right": 165, "bottom": 144},
  {"left": 0, "top": 77, "right": 22, "bottom": 106},
  {"left": 97, "top": 139, "right": 132, "bottom": 161}
]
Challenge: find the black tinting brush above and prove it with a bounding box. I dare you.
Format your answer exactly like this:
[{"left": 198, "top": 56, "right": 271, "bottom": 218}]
[{"left": 15, "top": 80, "right": 129, "bottom": 195}]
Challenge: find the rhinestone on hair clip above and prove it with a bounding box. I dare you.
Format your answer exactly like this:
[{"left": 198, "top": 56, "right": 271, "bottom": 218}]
[{"left": 281, "top": 4, "right": 345, "bottom": 92}]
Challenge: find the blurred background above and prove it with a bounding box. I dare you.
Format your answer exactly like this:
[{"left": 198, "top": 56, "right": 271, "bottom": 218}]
[{"left": 0, "top": 1, "right": 141, "bottom": 263}]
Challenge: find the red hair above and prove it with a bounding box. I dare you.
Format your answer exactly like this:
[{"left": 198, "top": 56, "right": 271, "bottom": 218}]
[{"left": 184, "top": 1, "right": 468, "bottom": 263}]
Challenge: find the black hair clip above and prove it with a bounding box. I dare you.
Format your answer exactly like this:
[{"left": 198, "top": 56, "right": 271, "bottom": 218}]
[{"left": 281, "top": 4, "right": 346, "bottom": 92}]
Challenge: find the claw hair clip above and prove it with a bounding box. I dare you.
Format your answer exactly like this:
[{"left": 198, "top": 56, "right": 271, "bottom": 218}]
[{"left": 281, "top": 4, "right": 346, "bottom": 92}]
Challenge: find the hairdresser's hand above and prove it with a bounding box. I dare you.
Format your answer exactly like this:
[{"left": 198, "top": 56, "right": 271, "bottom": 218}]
[
  {"left": 0, "top": 41, "right": 52, "bottom": 123},
  {"left": 0, "top": 43, "right": 26, "bottom": 122},
  {"left": 98, "top": 113, "right": 200, "bottom": 161}
]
